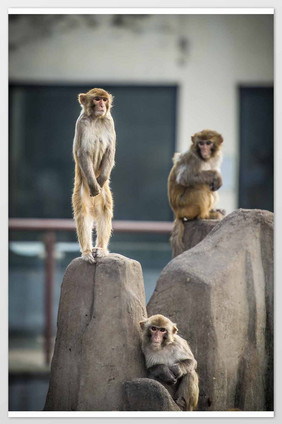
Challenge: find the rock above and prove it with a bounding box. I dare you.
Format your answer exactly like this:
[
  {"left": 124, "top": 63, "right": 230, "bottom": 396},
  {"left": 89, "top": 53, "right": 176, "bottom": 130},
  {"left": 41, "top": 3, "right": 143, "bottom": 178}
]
[
  {"left": 44, "top": 253, "right": 147, "bottom": 411},
  {"left": 171, "top": 219, "right": 221, "bottom": 257},
  {"left": 123, "top": 378, "right": 181, "bottom": 411},
  {"left": 148, "top": 209, "right": 273, "bottom": 411}
]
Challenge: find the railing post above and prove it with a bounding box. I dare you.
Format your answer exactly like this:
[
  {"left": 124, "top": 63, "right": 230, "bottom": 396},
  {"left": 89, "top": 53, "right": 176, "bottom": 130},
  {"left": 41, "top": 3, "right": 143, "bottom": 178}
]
[{"left": 44, "top": 231, "right": 56, "bottom": 365}]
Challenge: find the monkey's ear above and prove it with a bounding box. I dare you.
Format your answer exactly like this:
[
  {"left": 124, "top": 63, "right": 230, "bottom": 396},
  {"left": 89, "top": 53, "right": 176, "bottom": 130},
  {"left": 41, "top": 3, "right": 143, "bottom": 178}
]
[
  {"left": 107, "top": 94, "right": 114, "bottom": 110},
  {"left": 78, "top": 93, "right": 87, "bottom": 105},
  {"left": 139, "top": 320, "right": 147, "bottom": 330},
  {"left": 218, "top": 135, "right": 224, "bottom": 144},
  {"left": 172, "top": 325, "right": 178, "bottom": 334},
  {"left": 191, "top": 135, "right": 196, "bottom": 145}
]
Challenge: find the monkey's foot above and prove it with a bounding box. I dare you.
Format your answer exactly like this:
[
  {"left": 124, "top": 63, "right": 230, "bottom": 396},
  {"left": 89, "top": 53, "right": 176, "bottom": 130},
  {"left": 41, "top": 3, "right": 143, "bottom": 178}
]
[
  {"left": 92, "top": 247, "right": 109, "bottom": 259},
  {"left": 175, "top": 396, "right": 186, "bottom": 411},
  {"left": 208, "top": 209, "right": 225, "bottom": 219},
  {"left": 216, "top": 208, "right": 226, "bottom": 216},
  {"left": 81, "top": 252, "right": 95, "bottom": 264}
]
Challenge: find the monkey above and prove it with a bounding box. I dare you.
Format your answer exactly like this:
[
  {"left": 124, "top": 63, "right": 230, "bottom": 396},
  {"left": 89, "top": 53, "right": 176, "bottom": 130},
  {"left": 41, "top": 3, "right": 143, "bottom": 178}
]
[
  {"left": 168, "top": 129, "right": 225, "bottom": 255},
  {"left": 139, "top": 314, "right": 199, "bottom": 411},
  {"left": 72, "top": 88, "right": 116, "bottom": 264}
]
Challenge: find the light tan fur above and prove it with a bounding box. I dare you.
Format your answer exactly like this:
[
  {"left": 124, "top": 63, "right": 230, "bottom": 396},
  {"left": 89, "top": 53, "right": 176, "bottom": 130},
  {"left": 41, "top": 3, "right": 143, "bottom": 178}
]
[
  {"left": 168, "top": 129, "right": 225, "bottom": 255},
  {"left": 140, "top": 314, "right": 199, "bottom": 411},
  {"left": 72, "top": 88, "right": 116, "bottom": 264}
]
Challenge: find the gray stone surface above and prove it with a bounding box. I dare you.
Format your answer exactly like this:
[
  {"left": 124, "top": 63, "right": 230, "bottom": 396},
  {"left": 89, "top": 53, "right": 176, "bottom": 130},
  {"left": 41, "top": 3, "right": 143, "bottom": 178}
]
[
  {"left": 44, "top": 253, "right": 147, "bottom": 411},
  {"left": 123, "top": 378, "right": 181, "bottom": 411},
  {"left": 171, "top": 219, "right": 221, "bottom": 257},
  {"left": 148, "top": 209, "right": 273, "bottom": 411}
]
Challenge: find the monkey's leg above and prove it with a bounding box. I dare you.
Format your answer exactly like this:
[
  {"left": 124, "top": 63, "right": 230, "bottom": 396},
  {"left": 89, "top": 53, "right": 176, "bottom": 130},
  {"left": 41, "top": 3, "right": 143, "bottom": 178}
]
[
  {"left": 174, "top": 372, "right": 199, "bottom": 411},
  {"left": 178, "top": 187, "right": 208, "bottom": 220},
  {"left": 178, "top": 205, "right": 201, "bottom": 220},
  {"left": 92, "top": 186, "right": 113, "bottom": 259},
  {"left": 73, "top": 187, "right": 95, "bottom": 264},
  {"left": 197, "top": 188, "right": 215, "bottom": 219},
  {"left": 75, "top": 211, "right": 95, "bottom": 264},
  {"left": 208, "top": 209, "right": 225, "bottom": 219},
  {"left": 211, "top": 190, "right": 218, "bottom": 209},
  {"left": 206, "top": 191, "right": 225, "bottom": 219}
]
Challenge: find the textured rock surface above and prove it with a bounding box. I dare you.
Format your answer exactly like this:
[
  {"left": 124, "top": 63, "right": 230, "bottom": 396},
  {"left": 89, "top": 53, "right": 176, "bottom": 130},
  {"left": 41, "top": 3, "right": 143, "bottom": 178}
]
[
  {"left": 123, "top": 378, "right": 181, "bottom": 411},
  {"left": 148, "top": 209, "right": 274, "bottom": 411},
  {"left": 181, "top": 219, "right": 220, "bottom": 253},
  {"left": 44, "top": 253, "right": 147, "bottom": 411}
]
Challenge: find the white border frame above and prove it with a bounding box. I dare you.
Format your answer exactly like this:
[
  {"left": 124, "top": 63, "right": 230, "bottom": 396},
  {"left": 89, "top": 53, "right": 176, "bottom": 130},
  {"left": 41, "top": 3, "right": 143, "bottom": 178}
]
[{"left": 4, "top": 4, "right": 280, "bottom": 423}]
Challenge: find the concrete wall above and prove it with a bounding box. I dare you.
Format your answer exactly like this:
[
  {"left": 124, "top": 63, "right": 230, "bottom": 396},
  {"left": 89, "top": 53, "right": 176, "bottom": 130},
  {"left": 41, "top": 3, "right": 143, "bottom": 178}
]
[{"left": 9, "top": 13, "right": 273, "bottom": 213}]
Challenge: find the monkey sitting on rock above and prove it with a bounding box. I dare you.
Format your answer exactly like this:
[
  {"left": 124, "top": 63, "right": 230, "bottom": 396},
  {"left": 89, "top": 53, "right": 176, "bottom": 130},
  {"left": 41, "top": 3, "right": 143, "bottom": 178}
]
[
  {"left": 168, "top": 129, "right": 225, "bottom": 253},
  {"left": 140, "top": 314, "right": 199, "bottom": 411}
]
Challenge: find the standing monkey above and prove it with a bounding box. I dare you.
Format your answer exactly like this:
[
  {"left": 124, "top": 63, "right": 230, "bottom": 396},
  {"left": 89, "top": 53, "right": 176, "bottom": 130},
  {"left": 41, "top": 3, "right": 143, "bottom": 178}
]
[
  {"left": 168, "top": 129, "right": 225, "bottom": 253},
  {"left": 72, "top": 88, "right": 116, "bottom": 264},
  {"left": 140, "top": 314, "right": 199, "bottom": 411}
]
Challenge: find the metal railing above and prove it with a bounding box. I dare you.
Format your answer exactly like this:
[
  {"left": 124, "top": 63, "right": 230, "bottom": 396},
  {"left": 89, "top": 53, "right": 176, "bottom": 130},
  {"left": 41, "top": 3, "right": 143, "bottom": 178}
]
[{"left": 9, "top": 218, "right": 173, "bottom": 365}]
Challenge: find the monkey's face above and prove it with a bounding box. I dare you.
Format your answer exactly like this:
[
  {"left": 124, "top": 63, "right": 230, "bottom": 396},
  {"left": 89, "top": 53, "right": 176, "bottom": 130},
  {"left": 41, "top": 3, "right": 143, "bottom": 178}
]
[
  {"left": 197, "top": 140, "right": 214, "bottom": 160},
  {"left": 149, "top": 325, "right": 168, "bottom": 348},
  {"left": 93, "top": 96, "right": 109, "bottom": 117},
  {"left": 78, "top": 88, "right": 113, "bottom": 117},
  {"left": 140, "top": 314, "right": 178, "bottom": 347},
  {"left": 191, "top": 130, "right": 223, "bottom": 161}
]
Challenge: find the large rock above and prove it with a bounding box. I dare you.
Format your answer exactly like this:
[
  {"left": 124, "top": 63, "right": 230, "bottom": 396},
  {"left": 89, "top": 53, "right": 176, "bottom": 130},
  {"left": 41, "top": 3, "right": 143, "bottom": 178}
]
[
  {"left": 148, "top": 209, "right": 273, "bottom": 411},
  {"left": 171, "top": 219, "right": 221, "bottom": 257},
  {"left": 44, "top": 254, "right": 147, "bottom": 411},
  {"left": 123, "top": 378, "right": 181, "bottom": 411}
]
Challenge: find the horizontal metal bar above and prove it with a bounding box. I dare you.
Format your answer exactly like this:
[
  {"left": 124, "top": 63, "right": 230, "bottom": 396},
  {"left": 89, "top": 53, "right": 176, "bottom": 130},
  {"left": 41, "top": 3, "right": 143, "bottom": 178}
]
[{"left": 9, "top": 218, "right": 173, "bottom": 234}]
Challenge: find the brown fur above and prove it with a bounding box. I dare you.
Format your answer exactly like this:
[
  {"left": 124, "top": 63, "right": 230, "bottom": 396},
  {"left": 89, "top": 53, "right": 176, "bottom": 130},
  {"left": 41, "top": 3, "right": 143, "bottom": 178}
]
[
  {"left": 168, "top": 129, "right": 225, "bottom": 255},
  {"left": 72, "top": 88, "right": 116, "bottom": 264},
  {"left": 140, "top": 314, "right": 199, "bottom": 411}
]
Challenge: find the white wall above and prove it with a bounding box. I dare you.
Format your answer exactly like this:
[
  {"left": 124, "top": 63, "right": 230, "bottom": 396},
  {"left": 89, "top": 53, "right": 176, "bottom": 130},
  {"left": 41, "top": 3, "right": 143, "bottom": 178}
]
[{"left": 9, "top": 13, "right": 273, "bottom": 214}]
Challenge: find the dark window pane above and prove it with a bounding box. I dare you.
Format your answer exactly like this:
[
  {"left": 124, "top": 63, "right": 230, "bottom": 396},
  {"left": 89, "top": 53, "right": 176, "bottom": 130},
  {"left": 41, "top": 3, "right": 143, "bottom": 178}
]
[{"left": 239, "top": 86, "right": 273, "bottom": 211}]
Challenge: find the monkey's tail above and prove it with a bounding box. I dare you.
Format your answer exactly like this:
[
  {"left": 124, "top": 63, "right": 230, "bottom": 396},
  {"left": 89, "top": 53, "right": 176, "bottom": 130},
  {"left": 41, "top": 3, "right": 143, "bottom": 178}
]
[{"left": 170, "top": 218, "right": 185, "bottom": 258}]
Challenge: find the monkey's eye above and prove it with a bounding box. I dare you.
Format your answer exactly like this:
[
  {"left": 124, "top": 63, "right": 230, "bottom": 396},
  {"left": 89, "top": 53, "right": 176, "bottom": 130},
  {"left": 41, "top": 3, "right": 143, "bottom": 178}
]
[
  {"left": 94, "top": 96, "right": 108, "bottom": 102},
  {"left": 198, "top": 140, "right": 212, "bottom": 146},
  {"left": 151, "top": 326, "right": 157, "bottom": 332},
  {"left": 160, "top": 328, "right": 166, "bottom": 333}
]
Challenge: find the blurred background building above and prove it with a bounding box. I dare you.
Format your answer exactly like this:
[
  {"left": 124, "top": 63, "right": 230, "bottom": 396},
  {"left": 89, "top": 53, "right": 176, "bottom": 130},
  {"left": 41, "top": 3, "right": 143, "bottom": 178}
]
[{"left": 8, "top": 12, "right": 273, "bottom": 411}]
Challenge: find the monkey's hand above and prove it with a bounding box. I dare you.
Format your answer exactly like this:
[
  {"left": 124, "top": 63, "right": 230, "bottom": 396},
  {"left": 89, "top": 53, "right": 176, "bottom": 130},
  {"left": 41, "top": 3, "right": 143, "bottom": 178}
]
[
  {"left": 170, "top": 364, "right": 182, "bottom": 380},
  {"left": 97, "top": 174, "right": 107, "bottom": 188},
  {"left": 89, "top": 183, "right": 101, "bottom": 197},
  {"left": 210, "top": 172, "right": 222, "bottom": 191},
  {"left": 147, "top": 364, "right": 177, "bottom": 385}
]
